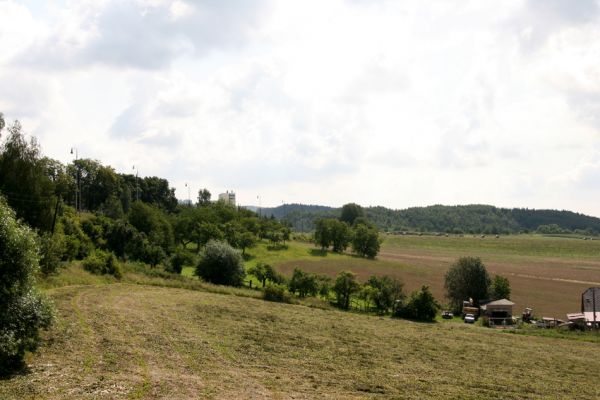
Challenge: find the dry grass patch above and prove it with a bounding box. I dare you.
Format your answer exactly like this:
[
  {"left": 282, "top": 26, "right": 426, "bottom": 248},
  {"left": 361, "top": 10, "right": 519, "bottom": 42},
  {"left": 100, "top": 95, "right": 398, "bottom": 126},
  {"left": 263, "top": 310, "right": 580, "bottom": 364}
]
[{"left": 1, "top": 284, "right": 599, "bottom": 399}]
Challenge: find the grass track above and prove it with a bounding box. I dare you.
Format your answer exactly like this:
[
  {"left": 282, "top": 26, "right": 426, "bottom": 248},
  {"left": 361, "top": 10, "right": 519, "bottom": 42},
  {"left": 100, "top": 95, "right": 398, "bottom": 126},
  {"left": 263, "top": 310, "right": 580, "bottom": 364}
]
[{"left": 2, "top": 283, "right": 600, "bottom": 399}]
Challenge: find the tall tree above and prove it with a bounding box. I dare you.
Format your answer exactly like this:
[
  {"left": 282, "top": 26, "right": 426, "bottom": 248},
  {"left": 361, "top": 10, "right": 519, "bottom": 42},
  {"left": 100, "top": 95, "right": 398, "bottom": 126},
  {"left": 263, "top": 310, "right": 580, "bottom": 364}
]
[
  {"left": 333, "top": 271, "right": 360, "bottom": 310},
  {"left": 0, "top": 121, "right": 56, "bottom": 231},
  {"left": 197, "top": 188, "right": 211, "bottom": 206},
  {"left": 444, "top": 257, "right": 491, "bottom": 313},
  {"left": 340, "top": 203, "right": 364, "bottom": 225},
  {"left": 490, "top": 275, "right": 511, "bottom": 300}
]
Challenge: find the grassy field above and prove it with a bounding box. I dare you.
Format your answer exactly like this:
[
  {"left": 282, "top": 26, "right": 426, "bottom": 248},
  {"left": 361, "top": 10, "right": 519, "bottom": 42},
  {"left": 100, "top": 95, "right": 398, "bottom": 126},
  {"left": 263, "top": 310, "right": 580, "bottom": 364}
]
[
  {"left": 2, "top": 282, "right": 600, "bottom": 399},
  {"left": 244, "top": 235, "right": 600, "bottom": 318}
]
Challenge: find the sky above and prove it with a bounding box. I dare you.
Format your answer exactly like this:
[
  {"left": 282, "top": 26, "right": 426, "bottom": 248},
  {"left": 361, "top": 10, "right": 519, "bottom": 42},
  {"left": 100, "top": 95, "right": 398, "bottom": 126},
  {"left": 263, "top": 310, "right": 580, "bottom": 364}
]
[{"left": 1, "top": 0, "right": 600, "bottom": 215}]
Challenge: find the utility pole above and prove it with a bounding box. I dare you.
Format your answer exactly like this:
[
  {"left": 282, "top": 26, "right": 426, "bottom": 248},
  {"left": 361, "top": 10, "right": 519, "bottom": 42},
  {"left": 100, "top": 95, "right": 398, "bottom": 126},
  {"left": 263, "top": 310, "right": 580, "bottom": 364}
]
[
  {"left": 185, "top": 182, "right": 191, "bottom": 206},
  {"left": 70, "top": 147, "right": 79, "bottom": 213}
]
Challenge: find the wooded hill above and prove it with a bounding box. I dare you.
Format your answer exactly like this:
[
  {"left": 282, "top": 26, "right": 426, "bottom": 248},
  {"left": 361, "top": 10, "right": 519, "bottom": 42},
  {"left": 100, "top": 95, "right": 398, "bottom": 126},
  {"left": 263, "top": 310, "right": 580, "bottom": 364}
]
[{"left": 256, "top": 203, "right": 600, "bottom": 235}]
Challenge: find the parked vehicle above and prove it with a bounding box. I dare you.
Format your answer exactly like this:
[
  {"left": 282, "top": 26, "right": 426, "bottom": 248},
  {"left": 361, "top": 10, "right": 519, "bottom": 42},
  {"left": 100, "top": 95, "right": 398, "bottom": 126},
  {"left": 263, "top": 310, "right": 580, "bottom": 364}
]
[
  {"left": 464, "top": 314, "right": 475, "bottom": 324},
  {"left": 441, "top": 311, "right": 453, "bottom": 319}
]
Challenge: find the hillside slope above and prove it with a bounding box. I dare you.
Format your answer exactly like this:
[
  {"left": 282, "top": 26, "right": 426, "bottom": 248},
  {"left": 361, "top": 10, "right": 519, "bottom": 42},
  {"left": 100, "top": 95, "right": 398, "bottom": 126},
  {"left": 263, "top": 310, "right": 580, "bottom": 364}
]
[
  {"left": 2, "top": 283, "right": 599, "bottom": 399},
  {"left": 255, "top": 203, "right": 600, "bottom": 234}
]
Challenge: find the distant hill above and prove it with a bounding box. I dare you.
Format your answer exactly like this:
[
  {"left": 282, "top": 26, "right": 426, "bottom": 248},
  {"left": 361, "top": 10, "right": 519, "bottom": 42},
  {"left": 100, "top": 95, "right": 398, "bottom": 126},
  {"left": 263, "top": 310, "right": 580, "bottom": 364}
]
[{"left": 245, "top": 203, "right": 600, "bottom": 234}]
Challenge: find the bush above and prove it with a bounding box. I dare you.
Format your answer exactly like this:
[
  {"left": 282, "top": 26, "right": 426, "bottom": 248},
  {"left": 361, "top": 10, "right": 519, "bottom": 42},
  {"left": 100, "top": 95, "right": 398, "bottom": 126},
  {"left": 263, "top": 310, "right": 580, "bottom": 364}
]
[
  {"left": 166, "top": 250, "right": 193, "bottom": 274},
  {"left": 195, "top": 240, "right": 245, "bottom": 286},
  {"left": 82, "top": 251, "right": 122, "bottom": 279},
  {"left": 263, "top": 283, "right": 292, "bottom": 303},
  {"left": 38, "top": 233, "right": 66, "bottom": 276},
  {"left": 0, "top": 197, "right": 53, "bottom": 373},
  {"left": 288, "top": 268, "right": 318, "bottom": 297},
  {"left": 395, "top": 286, "right": 440, "bottom": 322}
]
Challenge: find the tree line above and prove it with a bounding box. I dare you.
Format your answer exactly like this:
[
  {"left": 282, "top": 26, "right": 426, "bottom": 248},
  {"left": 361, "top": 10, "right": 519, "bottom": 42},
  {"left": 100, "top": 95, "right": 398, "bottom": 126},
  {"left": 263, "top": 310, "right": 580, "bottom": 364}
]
[{"left": 264, "top": 203, "right": 600, "bottom": 235}]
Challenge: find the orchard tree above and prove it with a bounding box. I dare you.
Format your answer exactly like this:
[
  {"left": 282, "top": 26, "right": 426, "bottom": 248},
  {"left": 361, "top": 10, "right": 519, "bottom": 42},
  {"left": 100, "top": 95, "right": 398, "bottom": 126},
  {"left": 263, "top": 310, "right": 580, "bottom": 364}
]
[
  {"left": 444, "top": 256, "right": 491, "bottom": 313},
  {"left": 0, "top": 197, "right": 53, "bottom": 373},
  {"left": 352, "top": 223, "right": 381, "bottom": 258},
  {"left": 238, "top": 231, "right": 257, "bottom": 255},
  {"left": 333, "top": 271, "right": 360, "bottom": 310},
  {"left": 288, "top": 268, "right": 318, "bottom": 297},
  {"left": 366, "top": 275, "right": 405, "bottom": 314},
  {"left": 248, "top": 262, "right": 284, "bottom": 287}
]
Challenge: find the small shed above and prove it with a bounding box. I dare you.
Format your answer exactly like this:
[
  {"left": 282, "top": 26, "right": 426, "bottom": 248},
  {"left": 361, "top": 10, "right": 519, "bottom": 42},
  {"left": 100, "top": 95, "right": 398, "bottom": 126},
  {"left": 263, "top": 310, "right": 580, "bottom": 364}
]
[{"left": 481, "top": 299, "right": 515, "bottom": 326}]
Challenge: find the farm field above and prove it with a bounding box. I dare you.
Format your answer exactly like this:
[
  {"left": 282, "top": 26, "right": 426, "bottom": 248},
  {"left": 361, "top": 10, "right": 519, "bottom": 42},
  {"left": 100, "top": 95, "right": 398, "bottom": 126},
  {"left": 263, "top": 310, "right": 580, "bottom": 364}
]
[
  {"left": 264, "top": 235, "right": 600, "bottom": 317},
  {"left": 2, "top": 282, "right": 599, "bottom": 399}
]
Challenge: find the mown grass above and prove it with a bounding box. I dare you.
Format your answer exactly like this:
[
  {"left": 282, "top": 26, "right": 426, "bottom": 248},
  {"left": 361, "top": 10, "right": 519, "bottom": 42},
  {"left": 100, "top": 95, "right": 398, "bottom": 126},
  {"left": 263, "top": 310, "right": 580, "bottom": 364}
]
[
  {"left": 2, "top": 284, "right": 599, "bottom": 399},
  {"left": 382, "top": 234, "right": 600, "bottom": 258}
]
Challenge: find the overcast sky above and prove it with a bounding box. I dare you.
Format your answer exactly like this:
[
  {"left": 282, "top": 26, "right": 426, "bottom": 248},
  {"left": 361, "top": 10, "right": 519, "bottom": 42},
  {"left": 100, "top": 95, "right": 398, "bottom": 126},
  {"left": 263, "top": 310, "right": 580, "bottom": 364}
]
[{"left": 1, "top": 0, "right": 600, "bottom": 214}]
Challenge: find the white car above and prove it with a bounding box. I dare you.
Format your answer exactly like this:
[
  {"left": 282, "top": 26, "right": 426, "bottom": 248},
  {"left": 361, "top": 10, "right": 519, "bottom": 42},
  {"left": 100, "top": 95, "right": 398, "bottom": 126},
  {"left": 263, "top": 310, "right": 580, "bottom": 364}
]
[{"left": 464, "top": 314, "right": 476, "bottom": 324}]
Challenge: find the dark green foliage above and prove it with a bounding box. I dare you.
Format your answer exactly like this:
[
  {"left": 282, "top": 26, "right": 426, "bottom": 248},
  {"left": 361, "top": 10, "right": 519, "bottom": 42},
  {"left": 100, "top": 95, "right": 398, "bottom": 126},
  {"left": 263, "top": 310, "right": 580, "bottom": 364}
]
[
  {"left": 340, "top": 203, "right": 364, "bottom": 225},
  {"left": 366, "top": 275, "right": 405, "bottom": 314},
  {"left": 61, "top": 213, "right": 93, "bottom": 260},
  {"left": 166, "top": 250, "right": 193, "bottom": 274},
  {"left": 0, "top": 198, "right": 53, "bottom": 373},
  {"left": 248, "top": 262, "right": 285, "bottom": 287},
  {"left": 395, "top": 286, "right": 440, "bottom": 321},
  {"left": 317, "top": 275, "right": 332, "bottom": 297},
  {"left": 263, "top": 283, "right": 292, "bottom": 303},
  {"left": 490, "top": 275, "right": 511, "bottom": 300},
  {"left": 262, "top": 203, "right": 600, "bottom": 234},
  {"left": 195, "top": 240, "right": 245, "bottom": 286},
  {"left": 0, "top": 122, "right": 56, "bottom": 231},
  {"left": 38, "top": 233, "right": 65, "bottom": 276},
  {"left": 100, "top": 194, "right": 124, "bottom": 219},
  {"left": 444, "top": 257, "right": 491, "bottom": 313},
  {"left": 288, "top": 268, "right": 318, "bottom": 297},
  {"left": 82, "top": 250, "right": 122, "bottom": 278},
  {"left": 142, "top": 243, "right": 166, "bottom": 268},
  {"left": 536, "top": 224, "right": 564, "bottom": 234},
  {"left": 128, "top": 201, "right": 174, "bottom": 252},
  {"left": 352, "top": 223, "right": 381, "bottom": 258},
  {"left": 197, "top": 188, "right": 211, "bottom": 206},
  {"left": 314, "top": 218, "right": 351, "bottom": 252},
  {"left": 333, "top": 271, "right": 360, "bottom": 310}
]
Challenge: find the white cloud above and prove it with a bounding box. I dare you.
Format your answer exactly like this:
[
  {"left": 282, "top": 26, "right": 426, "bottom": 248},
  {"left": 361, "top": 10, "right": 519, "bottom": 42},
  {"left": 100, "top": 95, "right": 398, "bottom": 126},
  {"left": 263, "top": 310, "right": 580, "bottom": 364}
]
[{"left": 2, "top": 0, "right": 600, "bottom": 214}]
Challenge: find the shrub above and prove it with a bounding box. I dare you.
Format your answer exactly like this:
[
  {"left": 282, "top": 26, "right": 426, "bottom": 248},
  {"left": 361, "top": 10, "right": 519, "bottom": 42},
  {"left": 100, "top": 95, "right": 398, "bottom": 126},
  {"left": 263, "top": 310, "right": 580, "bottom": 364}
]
[
  {"left": 195, "top": 240, "right": 245, "bottom": 286},
  {"left": 38, "top": 233, "right": 65, "bottom": 276},
  {"left": 288, "top": 268, "right": 318, "bottom": 297},
  {"left": 82, "top": 251, "right": 122, "bottom": 279},
  {"left": 0, "top": 197, "right": 53, "bottom": 373},
  {"left": 263, "top": 283, "right": 292, "bottom": 303},
  {"left": 395, "top": 286, "right": 440, "bottom": 322},
  {"left": 166, "top": 250, "right": 192, "bottom": 274}
]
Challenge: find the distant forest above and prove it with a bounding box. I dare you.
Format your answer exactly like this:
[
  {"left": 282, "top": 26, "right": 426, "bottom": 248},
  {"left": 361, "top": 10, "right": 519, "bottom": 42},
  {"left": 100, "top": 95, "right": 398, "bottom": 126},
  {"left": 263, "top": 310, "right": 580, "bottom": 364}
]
[{"left": 257, "top": 203, "right": 600, "bottom": 235}]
